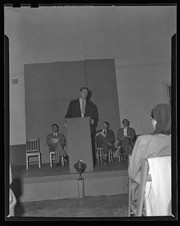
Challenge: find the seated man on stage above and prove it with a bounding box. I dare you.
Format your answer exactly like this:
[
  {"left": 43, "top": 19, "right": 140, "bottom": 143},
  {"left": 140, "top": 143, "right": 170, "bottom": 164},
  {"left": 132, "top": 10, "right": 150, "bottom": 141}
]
[
  {"left": 116, "top": 119, "right": 136, "bottom": 161},
  {"left": 46, "top": 123, "right": 68, "bottom": 167},
  {"left": 95, "top": 121, "right": 115, "bottom": 164}
]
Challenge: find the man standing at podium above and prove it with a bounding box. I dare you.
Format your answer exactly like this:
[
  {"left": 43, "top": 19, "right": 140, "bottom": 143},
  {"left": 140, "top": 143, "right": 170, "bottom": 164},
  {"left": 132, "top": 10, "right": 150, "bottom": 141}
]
[
  {"left": 65, "top": 87, "right": 98, "bottom": 136},
  {"left": 65, "top": 87, "right": 99, "bottom": 166}
]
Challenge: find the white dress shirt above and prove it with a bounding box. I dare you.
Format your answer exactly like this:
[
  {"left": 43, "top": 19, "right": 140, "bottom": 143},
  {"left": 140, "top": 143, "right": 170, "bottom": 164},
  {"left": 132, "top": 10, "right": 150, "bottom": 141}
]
[
  {"left": 123, "top": 127, "right": 128, "bottom": 136},
  {"left": 79, "top": 98, "right": 86, "bottom": 117}
]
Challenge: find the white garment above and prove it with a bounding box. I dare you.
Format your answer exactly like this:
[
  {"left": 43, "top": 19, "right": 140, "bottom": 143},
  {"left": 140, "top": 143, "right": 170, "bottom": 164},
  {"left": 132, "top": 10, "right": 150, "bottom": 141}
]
[
  {"left": 103, "top": 129, "right": 107, "bottom": 135},
  {"left": 144, "top": 156, "right": 171, "bottom": 216},
  {"left": 123, "top": 127, "right": 127, "bottom": 136}
]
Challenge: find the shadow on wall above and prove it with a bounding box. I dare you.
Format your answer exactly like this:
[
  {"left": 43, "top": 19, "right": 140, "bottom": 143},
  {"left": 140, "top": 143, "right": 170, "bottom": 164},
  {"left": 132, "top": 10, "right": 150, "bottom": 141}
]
[{"left": 10, "top": 178, "right": 24, "bottom": 216}]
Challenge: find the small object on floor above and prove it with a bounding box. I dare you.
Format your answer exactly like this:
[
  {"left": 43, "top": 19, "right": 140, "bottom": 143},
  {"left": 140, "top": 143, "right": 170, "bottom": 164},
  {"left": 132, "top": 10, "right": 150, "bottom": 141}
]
[{"left": 55, "top": 163, "right": 59, "bottom": 167}]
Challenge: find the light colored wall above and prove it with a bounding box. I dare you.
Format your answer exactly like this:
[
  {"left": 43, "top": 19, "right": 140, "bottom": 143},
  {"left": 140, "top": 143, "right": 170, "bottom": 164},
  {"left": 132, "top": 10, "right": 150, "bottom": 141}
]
[
  {"left": 4, "top": 6, "right": 176, "bottom": 145},
  {"left": 10, "top": 72, "right": 26, "bottom": 145},
  {"left": 116, "top": 63, "right": 171, "bottom": 135}
]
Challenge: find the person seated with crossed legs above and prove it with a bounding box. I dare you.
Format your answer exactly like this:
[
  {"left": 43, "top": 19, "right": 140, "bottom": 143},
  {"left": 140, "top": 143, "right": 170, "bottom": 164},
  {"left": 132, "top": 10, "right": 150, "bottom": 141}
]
[
  {"left": 46, "top": 123, "right": 68, "bottom": 167},
  {"left": 117, "top": 119, "right": 136, "bottom": 162},
  {"left": 95, "top": 121, "right": 115, "bottom": 164}
]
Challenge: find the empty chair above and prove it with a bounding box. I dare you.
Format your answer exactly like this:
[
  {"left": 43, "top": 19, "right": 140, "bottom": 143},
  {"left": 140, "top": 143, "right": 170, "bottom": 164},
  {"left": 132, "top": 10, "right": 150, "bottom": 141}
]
[
  {"left": 49, "top": 151, "right": 64, "bottom": 167},
  {"left": 26, "top": 138, "right": 41, "bottom": 170}
]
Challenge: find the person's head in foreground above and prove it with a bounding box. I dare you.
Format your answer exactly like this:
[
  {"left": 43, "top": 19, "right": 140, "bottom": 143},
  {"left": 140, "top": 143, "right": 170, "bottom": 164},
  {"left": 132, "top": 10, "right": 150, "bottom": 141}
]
[{"left": 150, "top": 103, "right": 171, "bottom": 135}]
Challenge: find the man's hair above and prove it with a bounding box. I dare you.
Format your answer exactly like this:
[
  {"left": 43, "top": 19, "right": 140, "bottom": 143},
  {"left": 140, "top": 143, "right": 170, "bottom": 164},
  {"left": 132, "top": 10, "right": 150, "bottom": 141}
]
[
  {"left": 103, "top": 121, "right": 110, "bottom": 127},
  {"left": 122, "top": 119, "right": 130, "bottom": 125},
  {"left": 52, "top": 123, "right": 59, "bottom": 129},
  {"left": 80, "top": 87, "right": 89, "bottom": 92}
]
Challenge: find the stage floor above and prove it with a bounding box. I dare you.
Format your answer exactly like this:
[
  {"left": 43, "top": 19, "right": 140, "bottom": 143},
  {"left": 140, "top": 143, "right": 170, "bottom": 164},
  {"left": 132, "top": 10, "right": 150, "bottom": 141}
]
[
  {"left": 12, "top": 157, "right": 128, "bottom": 179},
  {"left": 11, "top": 157, "right": 128, "bottom": 202}
]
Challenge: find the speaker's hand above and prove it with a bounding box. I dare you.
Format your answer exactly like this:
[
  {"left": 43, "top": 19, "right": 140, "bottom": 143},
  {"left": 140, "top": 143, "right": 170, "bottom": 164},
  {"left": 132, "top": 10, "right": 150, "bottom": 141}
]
[{"left": 90, "top": 118, "right": 94, "bottom": 125}]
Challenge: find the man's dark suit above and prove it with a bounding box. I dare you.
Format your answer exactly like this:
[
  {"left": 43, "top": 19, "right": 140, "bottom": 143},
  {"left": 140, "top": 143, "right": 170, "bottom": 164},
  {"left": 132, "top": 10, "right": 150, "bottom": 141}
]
[
  {"left": 116, "top": 127, "right": 136, "bottom": 155},
  {"left": 65, "top": 98, "right": 98, "bottom": 135}
]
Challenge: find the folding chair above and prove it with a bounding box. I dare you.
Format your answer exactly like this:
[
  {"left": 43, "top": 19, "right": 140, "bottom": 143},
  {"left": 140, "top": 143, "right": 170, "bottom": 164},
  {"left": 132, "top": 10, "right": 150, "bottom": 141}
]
[
  {"left": 49, "top": 151, "right": 64, "bottom": 167},
  {"left": 26, "top": 138, "right": 41, "bottom": 170}
]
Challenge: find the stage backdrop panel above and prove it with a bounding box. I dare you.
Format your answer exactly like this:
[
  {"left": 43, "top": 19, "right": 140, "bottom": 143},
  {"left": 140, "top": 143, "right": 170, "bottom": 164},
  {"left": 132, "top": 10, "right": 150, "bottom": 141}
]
[
  {"left": 24, "top": 59, "right": 120, "bottom": 164},
  {"left": 24, "top": 61, "right": 86, "bottom": 164},
  {"left": 85, "top": 59, "right": 120, "bottom": 142}
]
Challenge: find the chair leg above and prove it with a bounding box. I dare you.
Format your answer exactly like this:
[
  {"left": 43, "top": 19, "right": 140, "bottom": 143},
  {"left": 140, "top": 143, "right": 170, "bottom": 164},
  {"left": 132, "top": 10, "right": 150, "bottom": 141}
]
[
  {"left": 100, "top": 150, "right": 103, "bottom": 163},
  {"left": 110, "top": 149, "right": 114, "bottom": 162},
  {"left": 38, "top": 154, "right": 41, "bottom": 168},
  {"left": 50, "top": 154, "right": 52, "bottom": 167},
  {"left": 61, "top": 156, "right": 64, "bottom": 166},
  {"left": 96, "top": 151, "right": 99, "bottom": 163},
  {"left": 26, "top": 155, "right": 29, "bottom": 170},
  {"left": 108, "top": 151, "right": 110, "bottom": 162}
]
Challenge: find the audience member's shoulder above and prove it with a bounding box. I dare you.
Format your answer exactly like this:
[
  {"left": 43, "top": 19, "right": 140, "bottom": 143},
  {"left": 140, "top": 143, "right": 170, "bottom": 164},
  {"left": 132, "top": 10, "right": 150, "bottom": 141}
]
[
  {"left": 153, "top": 134, "right": 171, "bottom": 142},
  {"left": 136, "top": 134, "right": 154, "bottom": 145},
  {"left": 137, "top": 134, "right": 171, "bottom": 146}
]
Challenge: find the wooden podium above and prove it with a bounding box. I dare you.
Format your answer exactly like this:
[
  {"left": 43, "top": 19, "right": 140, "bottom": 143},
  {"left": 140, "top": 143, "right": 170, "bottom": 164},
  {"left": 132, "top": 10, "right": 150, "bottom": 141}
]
[{"left": 66, "top": 117, "right": 94, "bottom": 173}]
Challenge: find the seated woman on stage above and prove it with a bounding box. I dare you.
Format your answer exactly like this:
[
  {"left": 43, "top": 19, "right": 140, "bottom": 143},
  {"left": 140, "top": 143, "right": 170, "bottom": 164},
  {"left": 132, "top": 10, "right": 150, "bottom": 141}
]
[
  {"left": 128, "top": 103, "right": 171, "bottom": 216},
  {"left": 116, "top": 119, "right": 136, "bottom": 161},
  {"left": 46, "top": 123, "right": 68, "bottom": 167},
  {"left": 95, "top": 121, "right": 115, "bottom": 164}
]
